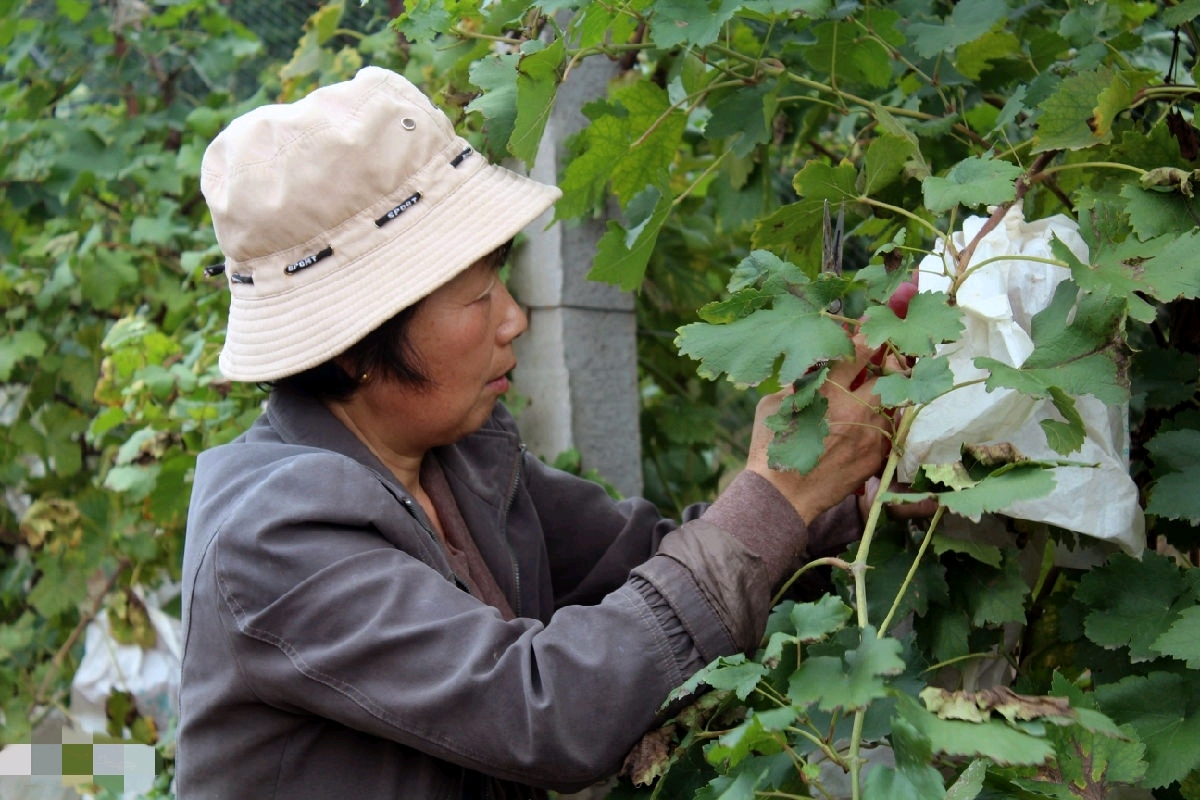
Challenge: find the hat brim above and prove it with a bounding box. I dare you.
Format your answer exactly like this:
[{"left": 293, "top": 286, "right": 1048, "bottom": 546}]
[{"left": 218, "top": 162, "right": 561, "bottom": 383}]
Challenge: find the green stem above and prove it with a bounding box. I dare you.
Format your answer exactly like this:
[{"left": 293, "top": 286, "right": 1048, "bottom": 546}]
[
  {"left": 877, "top": 505, "right": 945, "bottom": 637},
  {"left": 786, "top": 725, "right": 847, "bottom": 768},
  {"left": 772, "top": 556, "right": 854, "bottom": 607},
  {"left": 1037, "top": 161, "right": 1147, "bottom": 180},
  {"left": 846, "top": 407, "right": 915, "bottom": 800}
]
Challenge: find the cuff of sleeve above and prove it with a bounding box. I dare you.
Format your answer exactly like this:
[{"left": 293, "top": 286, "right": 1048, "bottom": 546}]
[{"left": 701, "top": 470, "right": 808, "bottom": 587}]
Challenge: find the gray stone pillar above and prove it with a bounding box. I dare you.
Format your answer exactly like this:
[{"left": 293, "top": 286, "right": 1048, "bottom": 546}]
[{"left": 509, "top": 56, "right": 643, "bottom": 499}]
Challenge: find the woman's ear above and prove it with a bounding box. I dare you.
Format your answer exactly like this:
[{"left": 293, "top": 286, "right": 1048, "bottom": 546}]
[{"left": 333, "top": 355, "right": 366, "bottom": 385}]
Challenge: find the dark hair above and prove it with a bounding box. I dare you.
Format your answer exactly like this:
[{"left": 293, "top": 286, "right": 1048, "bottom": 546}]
[{"left": 272, "top": 239, "right": 515, "bottom": 402}]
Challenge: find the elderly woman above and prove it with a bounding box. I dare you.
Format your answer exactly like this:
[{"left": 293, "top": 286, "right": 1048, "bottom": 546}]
[{"left": 178, "top": 67, "right": 890, "bottom": 800}]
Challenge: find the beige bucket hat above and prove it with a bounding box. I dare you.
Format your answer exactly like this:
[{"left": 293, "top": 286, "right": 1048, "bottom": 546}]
[{"left": 200, "top": 66, "right": 562, "bottom": 382}]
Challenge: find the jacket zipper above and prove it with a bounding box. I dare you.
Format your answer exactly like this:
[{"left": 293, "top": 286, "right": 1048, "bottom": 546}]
[{"left": 501, "top": 444, "right": 525, "bottom": 618}]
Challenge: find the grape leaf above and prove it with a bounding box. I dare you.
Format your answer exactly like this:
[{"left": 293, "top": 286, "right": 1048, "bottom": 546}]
[
  {"left": 0, "top": 330, "right": 47, "bottom": 380},
  {"left": 907, "top": 0, "right": 1007, "bottom": 57},
  {"left": 1095, "top": 671, "right": 1200, "bottom": 787},
  {"left": 1152, "top": 606, "right": 1200, "bottom": 669},
  {"left": 956, "top": 29, "right": 1021, "bottom": 81},
  {"left": 963, "top": 554, "right": 1030, "bottom": 626},
  {"left": 805, "top": 12, "right": 900, "bottom": 88},
  {"left": 556, "top": 109, "right": 627, "bottom": 219},
  {"left": 937, "top": 465, "right": 1056, "bottom": 521},
  {"left": 765, "top": 372, "right": 829, "bottom": 473},
  {"left": 922, "top": 156, "right": 1023, "bottom": 213},
  {"left": 705, "top": 83, "right": 776, "bottom": 158},
  {"left": 861, "top": 292, "right": 965, "bottom": 356},
  {"left": 1121, "top": 184, "right": 1200, "bottom": 241},
  {"left": 511, "top": 39, "right": 564, "bottom": 167},
  {"left": 932, "top": 533, "right": 1002, "bottom": 568},
  {"left": 611, "top": 81, "right": 687, "bottom": 206},
  {"left": 1146, "top": 429, "right": 1200, "bottom": 524},
  {"left": 1164, "top": 0, "right": 1200, "bottom": 25},
  {"left": 790, "top": 594, "right": 853, "bottom": 642},
  {"left": 865, "top": 715, "right": 946, "bottom": 799},
  {"left": 467, "top": 54, "right": 519, "bottom": 156},
  {"left": 898, "top": 694, "right": 1055, "bottom": 766},
  {"left": 864, "top": 134, "right": 917, "bottom": 195},
  {"left": 669, "top": 653, "right": 766, "bottom": 703},
  {"left": 648, "top": 0, "right": 744, "bottom": 49},
  {"left": 697, "top": 288, "right": 771, "bottom": 324},
  {"left": 876, "top": 355, "right": 955, "bottom": 406},
  {"left": 1061, "top": 232, "right": 1200, "bottom": 313},
  {"left": 676, "top": 294, "right": 854, "bottom": 386},
  {"left": 753, "top": 162, "right": 858, "bottom": 256},
  {"left": 590, "top": 186, "right": 672, "bottom": 291},
  {"left": 706, "top": 707, "right": 795, "bottom": 769},
  {"left": 727, "top": 249, "right": 808, "bottom": 295},
  {"left": 975, "top": 279, "right": 1128, "bottom": 406},
  {"left": 1040, "top": 386, "right": 1086, "bottom": 456},
  {"left": 788, "top": 626, "right": 905, "bottom": 711},
  {"left": 1075, "top": 552, "right": 1192, "bottom": 660},
  {"left": 1033, "top": 68, "right": 1114, "bottom": 152}
]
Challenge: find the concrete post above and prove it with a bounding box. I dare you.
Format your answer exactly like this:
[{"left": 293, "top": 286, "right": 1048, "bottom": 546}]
[{"left": 509, "top": 56, "right": 643, "bottom": 499}]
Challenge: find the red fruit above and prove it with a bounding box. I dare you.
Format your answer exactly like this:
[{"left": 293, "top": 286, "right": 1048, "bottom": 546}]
[{"left": 887, "top": 281, "right": 919, "bottom": 320}]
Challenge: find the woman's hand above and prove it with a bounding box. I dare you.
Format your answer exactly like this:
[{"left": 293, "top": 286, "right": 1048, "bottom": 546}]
[{"left": 745, "top": 343, "right": 893, "bottom": 525}]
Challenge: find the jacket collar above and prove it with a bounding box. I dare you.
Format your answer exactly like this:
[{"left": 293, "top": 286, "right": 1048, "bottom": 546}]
[{"left": 264, "top": 385, "right": 523, "bottom": 513}]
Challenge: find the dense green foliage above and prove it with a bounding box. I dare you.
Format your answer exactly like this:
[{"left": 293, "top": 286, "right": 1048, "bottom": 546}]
[
  {"left": 395, "top": 1, "right": 1200, "bottom": 798},
  {"left": 2, "top": 0, "right": 1200, "bottom": 799},
  {"left": 0, "top": 0, "right": 399, "bottom": 789}
]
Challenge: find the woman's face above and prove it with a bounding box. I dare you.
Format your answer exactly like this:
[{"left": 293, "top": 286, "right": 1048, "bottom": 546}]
[{"left": 352, "top": 257, "right": 527, "bottom": 455}]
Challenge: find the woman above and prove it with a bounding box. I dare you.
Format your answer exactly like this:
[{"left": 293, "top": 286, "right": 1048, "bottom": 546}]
[{"left": 178, "top": 66, "right": 890, "bottom": 799}]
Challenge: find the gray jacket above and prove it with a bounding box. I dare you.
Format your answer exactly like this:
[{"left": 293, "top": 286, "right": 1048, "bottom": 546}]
[{"left": 176, "top": 387, "right": 837, "bottom": 799}]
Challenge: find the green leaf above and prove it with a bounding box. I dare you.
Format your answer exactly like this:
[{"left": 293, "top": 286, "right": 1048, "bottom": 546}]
[
  {"left": 1095, "top": 671, "right": 1200, "bottom": 787},
  {"left": 706, "top": 708, "right": 793, "bottom": 769},
  {"left": 610, "top": 81, "right": 687, "bottom": 207},
  {"left": 907, "top": 0, "right": 1008, "bottom": 57},
  {"left": 932, "top": 533, "right": 1002, "bottom": 568},
  {"left": 862, "top": 292, "right": 965, "bottom": 356},
  {"left": 922, "top": 155, "right": 1024, "bottom": 213},
  {"left": 790, "top": 594, "right": 853, "bottom": 642},
  {"left": 753, "top": 162, "right": 858, "bottom": 256},
  {"left": 864, "top": 134, "right": 917, "bottom": 195},
  {"left": 945, "top": 759, "right": 987, "bottom": 800},
  {"left": 1033, "top": 67, "right": 1122, "bottom": 152},
  {"left": 956, "top": 30, "right": 1021, "bottom": 81},
  {"left": 764, "top": 375, "right": 829, "bottom": 473},
  {"left": 467, "top": 53, "right": 519, "bottom": 156},
  {"left": 805, "top": 12, "right": 900, "bottom": 88},
  {"left": 1064, "top": 231, "right": 1200, "bottom": 309},
  {"left": 589, "top": 187, "right": 672, "bottom": 292},
  {"left": 964, "top": 553, "right": 1030, "bottom": 626},
  {"left": 705, "top": 84, "right": 775, "bottom": 158},
  {"left": 876, "top": 355, "right": 955, "bottom": 406},
  {"left": 1121, "top": 183, "right": 1200, "bottom": 241},
  {"left": 938, "top": 465, "right": 1056, "bottom": 522},
  {"left": 1152, "top": 606, "right": 1200, "bottom": 669},
  {"left": 899, "top": 695, "right": 1054, "bottom": 766},
  {"left": 648, "top": 0, "right": 744, "bottom": 49},
  {"left": 1040, "top": 386, "right": 1086, "bottom": 456},
  {"left": 556, "top": 111, "right": 627, "bottom": 219},
  {"left": 1075, "top": 552, "right": 1192, "bottom": 660},
  {"left": 788, "top": 626, "right": 905, "bottom": 711},
  {"left": 676, "top": 294, "right": 853, "bottom": 387},
  {"left": 1147, "top": 430, "right": 1200, "bottom": 524},
  {"left": 510, "top": 39, "right": 564, "bottom": 167},
  {"left": 0, "top": 330, "right": 47, "bottom": 380},
  {"left": 670, "top": 653, "right": 766, "bottom": 703}
]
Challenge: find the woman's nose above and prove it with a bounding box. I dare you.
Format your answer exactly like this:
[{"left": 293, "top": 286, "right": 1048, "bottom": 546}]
[{"left": 497, "top": 283, "right": 528, "bottom": 343}]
